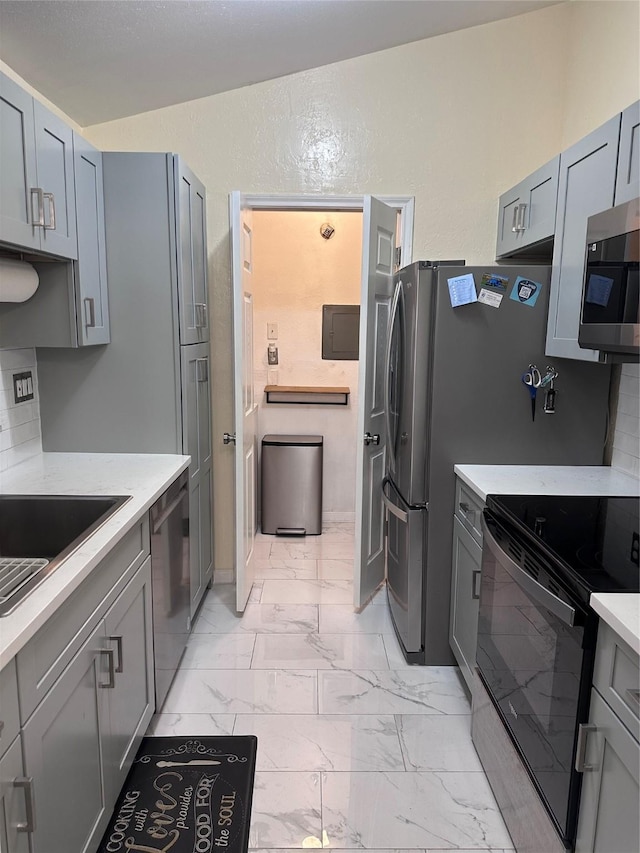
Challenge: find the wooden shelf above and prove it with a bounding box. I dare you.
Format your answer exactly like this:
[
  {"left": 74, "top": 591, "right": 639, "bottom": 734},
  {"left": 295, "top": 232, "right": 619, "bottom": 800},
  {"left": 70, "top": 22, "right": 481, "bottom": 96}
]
[{"left": 264, "top": 385, "right": 350, "bottom": 405}]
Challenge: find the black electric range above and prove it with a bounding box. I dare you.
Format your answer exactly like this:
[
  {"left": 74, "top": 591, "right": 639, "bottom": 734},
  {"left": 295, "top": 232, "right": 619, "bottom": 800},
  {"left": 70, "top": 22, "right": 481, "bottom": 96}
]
[
  {"left": 477, "top": 492, "right": 639, "bottom": 850},
  {"left": 486, "top": 494, "right": 640, "bottom": 603}
]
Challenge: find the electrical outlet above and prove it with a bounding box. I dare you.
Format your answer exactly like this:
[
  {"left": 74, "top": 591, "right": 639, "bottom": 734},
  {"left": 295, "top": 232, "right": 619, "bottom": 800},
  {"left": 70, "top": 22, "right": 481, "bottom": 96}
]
[
  {"left": 631, "top": 532, "right": 639, "bottom": 567},
  {"left": 13, "top": 371, "right": 34, "bottom": 404},
  {"left": 267, "top": 344, "right": 279, "bottom": 365},
  {"left": 267, "top": 322, "right": 278, "bottom": 340}
]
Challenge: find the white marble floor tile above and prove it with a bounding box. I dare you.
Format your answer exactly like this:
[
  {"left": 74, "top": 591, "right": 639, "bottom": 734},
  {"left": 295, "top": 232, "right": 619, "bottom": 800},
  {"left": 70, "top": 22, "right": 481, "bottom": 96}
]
[
  {"left": 366, "top": 586, "right": 388, "bottom": 606},
  {"left": 383, "top": 632, "right": 417, "bottom": 668},
  {"left": 180, "top": 633, "right": 256, "bottom": 668},
  {"left": 249, "top": 772, "right": 322, "bottom": 849},
  {"left": 395, "top": 715, "right": 483, "bottom": 772},
  {"left": 316, "top": 559, "right": 354, "bottom": 580},
  {"left": 251, "top": 633, "right": 390, "bottom": 670},
  {"left": 206, "top": 582, "right": 237, "bottom": 606},
  {"left": 316, "top": 524, "right": 356, "bottom": 542},
  {"left": 270, "top": 541, "right": 355, "bottom": 560},
  {"left": 255, "top": 558, "right": 318, "bottom": 580},
  {"left": 250, "top": 582, "right": 264, "bottom": 603},
  {"left": 319, "top": 603, "right": 395, "bottom": 634},
  {"left": 234, "top": 714, "right": 404, "bottom": 771},
  {"left": 162, "top": 669, "right": 318, "bottom": 714},
  {"left": 261, "top": 579, "right": 353, "bottom": 605},
  {"left": 193, "top": 603, "right": 319, "bottom": 634},
  {"left": 319, "top": 668, "right": 471, "bottom": 715},
  {"left": 320, "top": 770, "right": 513, "bottom": 849},
  {"left": 147, "top": 712, "right": 236, "bottom": 737},
  {"left": 250, "top": 849, "right": 513, "bottom": 853}
]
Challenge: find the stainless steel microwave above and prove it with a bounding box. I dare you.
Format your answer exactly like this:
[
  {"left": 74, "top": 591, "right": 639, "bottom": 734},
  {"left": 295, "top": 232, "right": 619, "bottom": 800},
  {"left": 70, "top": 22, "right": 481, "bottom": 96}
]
[{"left": 578, "top": 197, "right": 639, "bottom": 360}]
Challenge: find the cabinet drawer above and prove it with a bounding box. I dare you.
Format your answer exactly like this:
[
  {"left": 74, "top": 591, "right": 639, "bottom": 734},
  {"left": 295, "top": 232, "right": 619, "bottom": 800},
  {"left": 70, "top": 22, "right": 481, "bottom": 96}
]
[
  {"left": 0, "top": 660, "right": 20, "bottom": 758},
  {"left": 17, "top": 518, "right": 149, "bottom": 722},
  {"left": 454, "top": 479, "right": 484, "bottom": 544},
  {"left": 592, "top": 621, "right": 640, "bottom": 741}
]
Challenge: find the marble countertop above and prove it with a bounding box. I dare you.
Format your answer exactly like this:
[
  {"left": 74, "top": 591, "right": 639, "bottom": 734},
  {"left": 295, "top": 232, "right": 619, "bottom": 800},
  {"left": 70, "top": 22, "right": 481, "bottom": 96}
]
[
  {"left": 454, "top": 464, "right": 640, "bottom": 502},
  {"left": 454, "top": 464, "right": 640, "bottom": 662},
  {"left": 0, "top": 452, "right": 190, "bottom": 669}
]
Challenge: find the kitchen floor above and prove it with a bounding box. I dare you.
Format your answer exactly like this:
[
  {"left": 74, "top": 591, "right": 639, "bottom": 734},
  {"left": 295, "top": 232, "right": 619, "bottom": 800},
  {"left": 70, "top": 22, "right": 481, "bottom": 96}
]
[{"left": 150, "top": 523, "right": 515, "bottom": 851}]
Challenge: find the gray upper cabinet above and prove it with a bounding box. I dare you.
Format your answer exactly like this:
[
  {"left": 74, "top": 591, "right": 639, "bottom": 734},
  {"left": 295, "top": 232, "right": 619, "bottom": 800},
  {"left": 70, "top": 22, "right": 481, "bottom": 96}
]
[
  {"left": 545, "top": 113, "right": 621, "bottom": 361},
  {"left": 496, "top": 155, "right": 560, "bottom": 259},
  {"left": 614, "top": 100, "right": 640, "bottom": 205},
  {"left": 175, "top": 157, "right": 209, "bottom": 345},
  {"left": 0, "top": 72, "right": 77, "bottom": 259},
  {"left": 72, "top": 133, "right": 110, "bottom": 345}
]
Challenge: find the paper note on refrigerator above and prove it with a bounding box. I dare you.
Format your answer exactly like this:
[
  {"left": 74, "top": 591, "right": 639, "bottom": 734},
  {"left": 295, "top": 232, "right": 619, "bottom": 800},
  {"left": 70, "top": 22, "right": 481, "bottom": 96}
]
[
  {"left": 447, "top": 273, "right": 477, "bottom": 307},
  {"left": 478, "top": 288, "right": 503, "bottom": 308},
  {"left": 585, "top": 273, "right": 614, "bottom": 307}
]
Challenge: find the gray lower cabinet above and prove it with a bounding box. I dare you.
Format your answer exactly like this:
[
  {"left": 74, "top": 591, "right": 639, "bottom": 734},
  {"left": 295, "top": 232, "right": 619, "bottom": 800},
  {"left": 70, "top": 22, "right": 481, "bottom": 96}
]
[
  {"left": 575, "top": 690, "right": 639, "bottom": 853},
  {"left": 545, "top": 114, "right": 621, "bottom": 361},
  {"left": 575, "top": 623, "right": 640, "bottom": 853},
  {"left": 449, "top": 478, "right": 485, "bottom": 693},
  {"left": 22, "top": 619, "right": 111, "bottom": 853},
  {"left": 495, "top": 155, "right": 560, "bottom": 259},
  {"left": 0, "top": 737, "right": 30, "bottom": 853},
  {"left": 181, "top": 343, "right": 213, "bottom": 615},
  {"left": 14, "top": 532, "right": 154, "bottom": 853}
]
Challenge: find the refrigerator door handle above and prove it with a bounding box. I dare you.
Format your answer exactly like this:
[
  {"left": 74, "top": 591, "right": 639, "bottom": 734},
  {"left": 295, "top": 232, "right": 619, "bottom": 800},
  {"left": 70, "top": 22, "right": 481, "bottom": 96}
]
[
  {"left": 384, "top": 279, "right": 402, "bottom": 471},
  {"left": 381, "top": 477, "right": 408, "bottom": 523}
]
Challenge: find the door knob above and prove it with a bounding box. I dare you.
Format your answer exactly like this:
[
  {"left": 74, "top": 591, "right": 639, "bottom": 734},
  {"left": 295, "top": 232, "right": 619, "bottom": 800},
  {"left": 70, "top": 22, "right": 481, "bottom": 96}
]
[
  {"left": 364, "top": 432, "right": 380, "bottom": 445},
  {"left": 223, "top": 432, "right": 236, "bottom": 445}
]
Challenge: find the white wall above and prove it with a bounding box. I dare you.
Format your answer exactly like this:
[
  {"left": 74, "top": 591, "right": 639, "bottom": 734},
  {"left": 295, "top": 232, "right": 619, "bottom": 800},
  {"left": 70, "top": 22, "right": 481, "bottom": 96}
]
[
  {"left": 612, "top": 364, "right": 640, "bottom": 477},
  {"left": 0, "top": 348, "right": 42, "bottom": 473},
  {"left": 252, "top": 210, "right": 362, "bottom": 519}
]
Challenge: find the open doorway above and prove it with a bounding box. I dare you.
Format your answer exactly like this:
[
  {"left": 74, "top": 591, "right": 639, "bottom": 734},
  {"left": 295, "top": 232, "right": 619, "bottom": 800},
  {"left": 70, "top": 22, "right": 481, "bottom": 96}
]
[
  {"left": 230, "top": 193, "right": 414, "bottom": 612},
  {"left": 252, "top": 208, "right": 364, "bottom": 525}
]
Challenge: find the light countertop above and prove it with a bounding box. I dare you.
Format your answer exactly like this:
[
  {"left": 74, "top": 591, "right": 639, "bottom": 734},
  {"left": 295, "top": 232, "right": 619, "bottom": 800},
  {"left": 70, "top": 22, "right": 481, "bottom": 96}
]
[
  {"left": 454, "top": 464, "right": 640, "bottom": 660},
  {"left": 0, "top": 452, "right": 189, "bottom": 668},
  {"left": 454, "top": 464, "right": 640, "bottom": 502}
]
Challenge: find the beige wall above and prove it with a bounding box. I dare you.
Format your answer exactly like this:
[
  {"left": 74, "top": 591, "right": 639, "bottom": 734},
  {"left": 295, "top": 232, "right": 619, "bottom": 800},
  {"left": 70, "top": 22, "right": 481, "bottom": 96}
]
[
  {"left": 252, "top": 210, "right": 362, "bottom": 519},
  {"left": 4, "top": 1, "right": 638, "bottom": 571}
]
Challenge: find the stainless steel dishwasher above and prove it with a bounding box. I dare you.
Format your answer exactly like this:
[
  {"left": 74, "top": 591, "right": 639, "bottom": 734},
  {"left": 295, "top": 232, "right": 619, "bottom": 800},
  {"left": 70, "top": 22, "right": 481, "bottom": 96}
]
[{"left": 150, "top": 470, "right": 190, "bottom": 710}]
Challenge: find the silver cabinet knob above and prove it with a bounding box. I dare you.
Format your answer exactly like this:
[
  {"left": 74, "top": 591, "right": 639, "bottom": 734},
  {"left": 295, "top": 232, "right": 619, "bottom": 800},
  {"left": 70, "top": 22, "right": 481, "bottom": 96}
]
[
  {"left": 223, "top": 432, "right": 236, "bottom": 445},
  {"left": 364, "top": 432, "right": 380, "bottom": 445}
]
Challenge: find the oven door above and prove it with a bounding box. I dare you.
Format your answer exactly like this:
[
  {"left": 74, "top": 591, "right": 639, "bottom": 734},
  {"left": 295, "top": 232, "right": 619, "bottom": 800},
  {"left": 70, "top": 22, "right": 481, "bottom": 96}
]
[{"left": 476, "top": 510, "right": 596, "bottom": 847}]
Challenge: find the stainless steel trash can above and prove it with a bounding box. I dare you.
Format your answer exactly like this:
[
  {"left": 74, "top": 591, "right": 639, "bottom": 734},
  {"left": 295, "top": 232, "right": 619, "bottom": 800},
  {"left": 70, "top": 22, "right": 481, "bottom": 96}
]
[{"left": 261, "top": 435, "right": 323, "bottom": 535}]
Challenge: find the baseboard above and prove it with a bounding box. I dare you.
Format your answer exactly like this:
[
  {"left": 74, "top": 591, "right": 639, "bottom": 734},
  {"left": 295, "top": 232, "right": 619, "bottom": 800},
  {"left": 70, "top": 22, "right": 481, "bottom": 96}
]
[
  {"left": 213, "top": 568, "right": 234, "bottom": 584},
  {"left": 322, "top": 512, "right": 356, "bottom": 523}
]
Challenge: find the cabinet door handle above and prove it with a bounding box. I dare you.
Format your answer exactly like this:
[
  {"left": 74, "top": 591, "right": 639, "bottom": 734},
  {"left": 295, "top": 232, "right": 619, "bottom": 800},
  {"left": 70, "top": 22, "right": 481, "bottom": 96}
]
[
  {"left": 196, "top": 357, "right": 209, "bottom": 383},
  {"left": 195, "top": 303, "right": 208, "bottom": 328},
  {"left": 14, "top": 777, "right": 37, "bottom": 832},
  {"left": 43, "top": 192, "right": 56, "bottom": 230},
  {"left": 109, "top": 635, "right": 124, "bottom": 673},
  {"left": 511, "top": 205, "right": 519, "bottom": 233},
  {"left": 626, "top": 688, "right": 640, "bottom": 708},
  {"left": 575, "top": 723, "right": 597, "bottom": 772},
  {"left": 459, "top": 501, "right": 471, "bottom": 513},
  {"left": 84, "top": 297, "right": 96, "bottom": 328},
  {"left": 97, "top": 648, "right": 116, "bottom": 688},
  {"left": 518, "top": 202, "right": 528, "bottom": 232},
  {"left": 30, "top": 188, "right": 45, "bottom": 227},
  {"left": 472, "top": 570, "right": 481, "bottom": 600}
]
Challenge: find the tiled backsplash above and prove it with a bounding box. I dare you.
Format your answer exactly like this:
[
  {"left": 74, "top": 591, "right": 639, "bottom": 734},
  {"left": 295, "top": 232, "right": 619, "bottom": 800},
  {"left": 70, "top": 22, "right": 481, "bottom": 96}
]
[
  {"left": 0, "top": 347, "right": 42, "bottom": 473},
  {"left": 611, "top": 363, "right": 640, "bottom": 478}
]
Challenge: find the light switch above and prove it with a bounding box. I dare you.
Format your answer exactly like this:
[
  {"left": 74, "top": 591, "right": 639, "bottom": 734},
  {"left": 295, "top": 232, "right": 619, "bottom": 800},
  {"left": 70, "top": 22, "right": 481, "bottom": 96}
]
[{"left": 267, "top": 322, "right": 278, "bottom": 340}]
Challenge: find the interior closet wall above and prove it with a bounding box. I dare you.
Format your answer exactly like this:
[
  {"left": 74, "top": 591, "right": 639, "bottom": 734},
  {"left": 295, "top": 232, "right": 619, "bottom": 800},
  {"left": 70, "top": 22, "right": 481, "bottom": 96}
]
[{"left": 252, "top": 210, "right": 362, "bottom": 522}]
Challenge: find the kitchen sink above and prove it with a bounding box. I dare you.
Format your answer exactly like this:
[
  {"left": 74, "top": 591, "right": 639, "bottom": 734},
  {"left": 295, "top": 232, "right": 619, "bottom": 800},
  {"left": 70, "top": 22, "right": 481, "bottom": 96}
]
[{"left": 0, "top": 494, "right": 130, "bottom": 616}]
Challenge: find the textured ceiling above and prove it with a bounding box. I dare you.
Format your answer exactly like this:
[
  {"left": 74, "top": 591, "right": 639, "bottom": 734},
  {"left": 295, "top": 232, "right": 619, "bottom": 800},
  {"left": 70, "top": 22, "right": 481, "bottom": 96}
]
[{"left": 0, "top": 0, "right": 560, "bottom": 126}]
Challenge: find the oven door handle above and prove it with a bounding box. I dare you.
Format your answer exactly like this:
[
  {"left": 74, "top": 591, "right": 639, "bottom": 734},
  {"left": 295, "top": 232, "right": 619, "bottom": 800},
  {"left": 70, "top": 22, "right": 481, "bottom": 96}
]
[{"left": 481, "top": 516, "right": 576, "bottom": 628}]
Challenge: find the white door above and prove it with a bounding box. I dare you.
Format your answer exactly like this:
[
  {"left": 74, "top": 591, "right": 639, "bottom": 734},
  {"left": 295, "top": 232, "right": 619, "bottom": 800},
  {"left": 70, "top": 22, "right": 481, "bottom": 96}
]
[
  {"left": 354, "top": 196, "right": 398, "bottom": 607},
  {"left": 230, "top": 192, "right": 258, "bottom": 611}
]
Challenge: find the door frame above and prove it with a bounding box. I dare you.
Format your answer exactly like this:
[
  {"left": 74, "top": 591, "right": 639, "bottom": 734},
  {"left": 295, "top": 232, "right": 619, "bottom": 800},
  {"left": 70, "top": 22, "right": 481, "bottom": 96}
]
[{"left": 230, "top": 192, "right": 414, "bottom": 570}]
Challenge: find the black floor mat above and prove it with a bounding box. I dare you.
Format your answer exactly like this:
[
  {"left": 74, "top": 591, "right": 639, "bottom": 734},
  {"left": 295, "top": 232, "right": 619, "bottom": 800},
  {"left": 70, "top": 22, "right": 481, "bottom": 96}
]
[{"left": 97, "top": 736, "right": 257, "bottom": 853}]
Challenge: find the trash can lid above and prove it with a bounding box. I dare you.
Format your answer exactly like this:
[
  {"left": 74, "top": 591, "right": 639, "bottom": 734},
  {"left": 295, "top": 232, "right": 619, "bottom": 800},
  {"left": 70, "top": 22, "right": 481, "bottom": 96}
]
[{"left": 262, "top": 434, "right": 323, "bottom": 446}]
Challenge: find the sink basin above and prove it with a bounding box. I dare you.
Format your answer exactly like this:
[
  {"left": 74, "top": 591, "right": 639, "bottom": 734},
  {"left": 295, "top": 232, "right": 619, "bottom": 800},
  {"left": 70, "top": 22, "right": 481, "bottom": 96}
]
[{"left": 0, "top": 494, "right": 130, "bottom": 615}]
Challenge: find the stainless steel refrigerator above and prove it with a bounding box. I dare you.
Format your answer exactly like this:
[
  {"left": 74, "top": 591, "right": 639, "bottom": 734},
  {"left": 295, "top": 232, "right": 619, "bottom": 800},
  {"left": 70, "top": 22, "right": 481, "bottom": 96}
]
[{"left": 383, "top": 261, "right": 611, "bottom": 664}]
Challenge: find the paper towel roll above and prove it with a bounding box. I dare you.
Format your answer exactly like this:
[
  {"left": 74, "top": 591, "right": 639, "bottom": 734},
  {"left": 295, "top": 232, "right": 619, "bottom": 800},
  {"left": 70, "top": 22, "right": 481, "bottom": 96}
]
[{"left": 0, "top": 257, "right": 40, "bottom": 302}]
